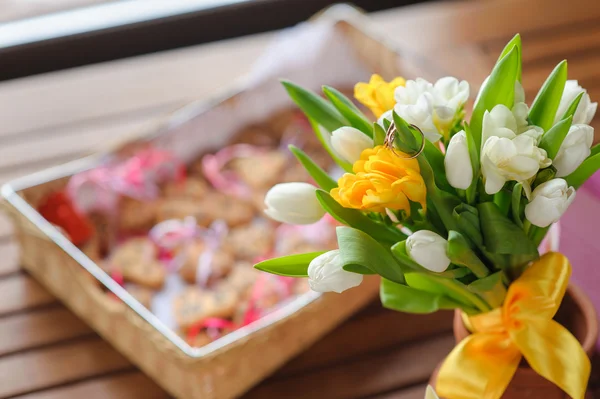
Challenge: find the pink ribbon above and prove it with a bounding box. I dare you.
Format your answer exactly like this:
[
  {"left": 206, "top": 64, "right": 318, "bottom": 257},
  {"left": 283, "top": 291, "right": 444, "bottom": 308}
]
[
  {"left": 149, "top": 216, "right": 201, "bottom": 272},
  {"left": 201, "top": 144, "right": 268, "bottom": 199},
  {"left": 67, "top": 147, "right": 185, "bottom": 214}
]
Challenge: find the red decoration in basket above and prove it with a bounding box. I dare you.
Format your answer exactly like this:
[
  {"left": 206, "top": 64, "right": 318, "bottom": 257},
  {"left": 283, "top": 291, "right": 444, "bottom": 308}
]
[
  {"left": 67, "top": 147, "right": 186, "bottom": 214},
  {"left": 37, "top": 191, "right": 93, "bottom": 246}
]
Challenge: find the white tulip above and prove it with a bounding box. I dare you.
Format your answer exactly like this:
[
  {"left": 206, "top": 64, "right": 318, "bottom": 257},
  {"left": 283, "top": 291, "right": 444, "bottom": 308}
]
[
  {"left": 425, "top": 386, "right": 440, "bottom": 399},
  {"left": 307, "top": 250, "right": 363, "bottom": 293},
  {"left": 394, "top": 78, "right": 433, "bottom": 105},
  {"left": 481, "top": 105, "right": 550, "bottom": 195},
  {"left": 554, "top": 80, "right": 598, "bottom": 125},
  {"left": 331, "top": 126, "right": 374, "bottom": 164},
  {"left": 554, "top": 124, "right": 594, "bottom": 177},
  {"left": 394, "top": 93, "right": 441, "bottom": 142},
  {"left": 432, "top": 76, "right": 470, "bottom": 115},
  {"left": 406, "top": 230, "right": 451, "bottom": 273},
  {"left": 392, "top": 77, "right": 469, "bottom": 142},
  {"left": 525, "top": 179, "right": 576, "bottom": 227},
  {"left": 444, "top": 130, "right": 473, "bottom": 190},
  {"left": 264, "top": 182, "right": 325, "bottom": 225}
]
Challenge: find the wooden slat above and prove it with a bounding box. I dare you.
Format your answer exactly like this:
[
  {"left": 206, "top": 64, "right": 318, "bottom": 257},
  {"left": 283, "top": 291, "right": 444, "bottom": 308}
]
[
  {"left": 0, "top": 274, "right": 55, "bottom": 316},
  {"left": 0, "top": 239, "right": 20, "bottom": 277},
  {"left": 0, "top": 338, "right": 131, "bottom": 397},
  {"left": 374, "top": 0, "right": 600, "bottom": 51},
  {"left": 279, "top": 310, "right": 452, "bottom": 376},
  {"left": 15, "top": 371, "right": 167, "bottom": 399},
  {"left": 484, "top": 22, "right": 600, "bottom": 67},
  {"left": 0, "top": 111, "right": 166, "bottom": 172},
  {"left": 0, "top": 212, "right": 14, "bottom": 241},
  {"left": 0, "top": 306, "right": 92, "bottom": 357},
  {"left": 0, "top": 0, "right": 115, "bottom": 23},
  {"left": 0, "top": 32, "right": 272, "bottom": 137},
  {"left": 245, "top": 334, "right": 454, "bottom": 399},
  {"left": 522, "top": 52, "right": 600, "bottom": 96},
  {"left": 370, "top": 385, "right": 429, "bottom": 399}
]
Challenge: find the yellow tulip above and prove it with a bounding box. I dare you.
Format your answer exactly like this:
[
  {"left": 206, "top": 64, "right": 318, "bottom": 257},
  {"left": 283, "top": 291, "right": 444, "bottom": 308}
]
[
  {"left": 354, "top": 74, "right": 406, "bottom": 118},
  {"left": 331, "top": 146, "right": 426, "bottom": 215}
]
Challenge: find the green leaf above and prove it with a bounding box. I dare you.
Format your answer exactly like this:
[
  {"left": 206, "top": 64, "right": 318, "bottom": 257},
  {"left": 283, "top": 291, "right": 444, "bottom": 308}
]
[
  {"left": 592, "top": 143, "right": 600, "bottom": 158},
  {"left": 343, "top": 264, "right": 376, "bottom": 275},
  {"left": 511, "top": 183, "right": 524, "bottom": 228},
  {"left": 417, "top": 155, "right": 461, "bottom": 233},
  {"left": 447, "top": 231, "right": 489, "bottom": 278},
  {"left": 478, "top": 202, "right": 538, "bottom": 256},
  {"left": 380, "top": 278, "right": 466, "bottom": 314},
  {"left": 565, "top": 152, "right": 600, "bottom": 188},
  {"left": 453, "top": 204, "right": 483, "bottom": 246},
  {"left": 288, "top": 145, "right": 337, "bottom": 191},
  {"left": 254, "top": 252, "right": 325, "bottom": 277},
  {"left": 497, "top": 34, "right": 522, "bottom": 82},
  {"left": 539, "top": 116, "right": 573, "bottom": 159},
  {"left": 423, "top": 140, "right": 453, "bottom": 193},
  {"left": 532, "top": 166, "right": 556, "bottom": 189},
  {"left": 322, "top": 86, "right": 373, "bottom": 136},
  {"left": 307, "top": 117, "right": 353, "bottom": 172},
  {"left": 316, "top": 190, "right": 407, "bottom": 245},
  {"left": 528, "top": 60, "right": 568, "bottom": 131},
  {"left": 468, "top": 271, "right": 507, "bottom": 308},
  {"left": 337, "top": 226, "right": 405, "bottom": 284},
  {"left": 471, "top": 46, "right": 519, "bottom": 150},
  {"left": 405, "top": 272, "right": 490, "bottom": 312},
  {"left": 562, "top": 91, "right": 584, "bottom": 121},
  {"left": 373, "top": 122, "right": 386, "bottom": 146},
  {"left": 281, "top": 80, "right": 348, "bottom": 132},
  {"left": 464, "top": 123, "right": 480, "bottom": 203},
  {"left": 493, "top": 189, "right": 511, "bottom": 216},
  {"left": 392, "top": 112, "right": 419, "bottom": 152}
]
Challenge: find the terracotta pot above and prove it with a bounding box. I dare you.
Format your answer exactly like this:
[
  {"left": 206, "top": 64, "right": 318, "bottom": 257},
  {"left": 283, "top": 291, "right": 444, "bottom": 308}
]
[{"left": 430, "top": 283, "right": 598, "bottom": 398}]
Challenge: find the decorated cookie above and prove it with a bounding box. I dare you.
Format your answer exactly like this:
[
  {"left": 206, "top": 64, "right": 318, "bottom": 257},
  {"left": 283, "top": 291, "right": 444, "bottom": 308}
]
[
  {"left": 118, "top": 197, "right": 159, "bottom": 232},
  {"left": 220, "top": 262, "right": 259, "bottom": 298},
  {"left": 173, "top": 287, "right": 239, "bottom": 329},
  {"left": 163, "top": 178, "right": 209, "bottom": 200},
  {"left": 225, "top": 222, "right": 275, "bottom": 261},
  {"left": 110, "top": 238, "right": 165, "bottom": 289},
  {"left": 186, "top": 331, "right": 213, "bottom": 348},
  {"left": 230, "top": 151, "right": 288, "bottom": 190},
  {"left": 201, "top": 193, "right": 255, "bottom": 227},
  {"left": 178, "top": 240, "right": 235, "bottom": 285},
  {"left": 156, "top": 198, "right": 213, "bottom": 227}
]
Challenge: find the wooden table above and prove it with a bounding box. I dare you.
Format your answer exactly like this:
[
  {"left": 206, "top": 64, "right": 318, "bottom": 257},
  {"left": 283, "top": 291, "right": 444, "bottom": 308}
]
[{"left": 0, "top": 0, "right": 599, "bottom": 397}]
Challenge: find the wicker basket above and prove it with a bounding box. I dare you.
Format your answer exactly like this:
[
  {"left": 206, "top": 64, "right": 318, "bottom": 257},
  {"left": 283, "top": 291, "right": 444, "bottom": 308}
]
[{"left": 1, "top": 6, "right": 443, "bottom": 399}]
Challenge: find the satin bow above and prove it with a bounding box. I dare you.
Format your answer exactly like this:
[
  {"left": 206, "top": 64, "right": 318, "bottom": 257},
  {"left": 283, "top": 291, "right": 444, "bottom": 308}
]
[{"left": 437, "top": 252, "right": 590, "bottom": 399}]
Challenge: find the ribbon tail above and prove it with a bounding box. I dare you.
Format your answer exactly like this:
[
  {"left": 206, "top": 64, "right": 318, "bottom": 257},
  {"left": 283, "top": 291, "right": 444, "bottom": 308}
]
[
  {"left": 437, "top": 333, "right": 521, "bottom": 399},
  {"left": 512, "top": 318, "right": 590, "bottom": 399}
]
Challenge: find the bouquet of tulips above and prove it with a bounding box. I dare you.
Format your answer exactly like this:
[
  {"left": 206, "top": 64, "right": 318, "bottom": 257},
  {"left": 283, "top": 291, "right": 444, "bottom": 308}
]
[{"left": 255, "top": 34, "right": 597, "bottom": 398}]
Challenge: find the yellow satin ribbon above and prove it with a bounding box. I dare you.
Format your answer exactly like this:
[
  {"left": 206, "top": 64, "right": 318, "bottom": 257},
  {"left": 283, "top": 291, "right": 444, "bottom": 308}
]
[{"left": 437, "top": 252, "right": 591, "bottom": 399}]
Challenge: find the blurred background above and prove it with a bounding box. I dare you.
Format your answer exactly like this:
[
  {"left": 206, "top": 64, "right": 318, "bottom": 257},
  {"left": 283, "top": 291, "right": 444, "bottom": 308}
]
[{"left": 0, "top": 0, "right": 432, "bottom": 81}]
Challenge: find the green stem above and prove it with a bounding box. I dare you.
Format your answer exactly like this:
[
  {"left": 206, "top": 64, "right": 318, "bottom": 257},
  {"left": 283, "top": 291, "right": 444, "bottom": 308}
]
[{"left": 523, "top": 219, "right": 531, "bottom": 235}]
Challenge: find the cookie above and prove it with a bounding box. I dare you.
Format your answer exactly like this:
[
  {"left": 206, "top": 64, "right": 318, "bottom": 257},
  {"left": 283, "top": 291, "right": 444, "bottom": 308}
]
[
  {"left": 201, "top": 193, "right": 255, "bottom": 227},
  {"left": 230, "top": 151, "right": 287, "bottom": 190},
  {"left": 118, "top": 197, "right": 159, "bottom": 232},
  {"left": 225, "top": 223, "right": 275, "bottom": 261},
  {"left": 156, "top": 198, "right": 213, "bottom": 226},
  {"left": 163, "top": 178, "right": 209, "bottom": 200},
  {"left": 124, "top": 284, "right": 155, "bottom": 309},
  {"left": 178, "top": 240, "right": 235, "bottom": 284},
  {"left": 221, "top": 262, "right": 259, "bottom": 298},
  {"left": 111, "top": 237, "right": 157, "bottom": 265},
  {"left": 173, "top": 287, "right": 239, "bottom": 329},
  {"left": 111, "top": 238, "right": 165, "bottom": 289}
]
